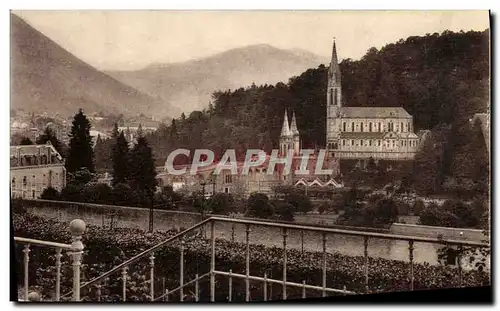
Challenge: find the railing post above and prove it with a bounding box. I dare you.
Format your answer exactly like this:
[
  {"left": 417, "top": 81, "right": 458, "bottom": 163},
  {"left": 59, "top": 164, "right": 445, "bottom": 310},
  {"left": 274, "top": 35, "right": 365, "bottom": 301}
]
[
  {"left": 364, "top": 236, "right": 369, "bottom": 294},
  {"left": 55, "top": 247, "right": 62, "bottom": 301},
  {"left": 95, "top": 283, "right": 101, "bottom": 302},
  {"left": 165, "top": 289, "right": 168, "bottom": 302},
  {"left": 408, "top": 240, "right": 414, "bottom": 291},
  {"left": 322, "top": 233, "right": 327, "bottom": 297},
  {"left": 245, "top": 224, "right": 251, "bottom": 302},
  {"left": 302, "top": 280, "right": 306, "bottom": 299},
  {"left": 263, "top": 272, "right": 268, "bottom": 302},
  {"left": 22, "top": 244, "right": 30, "bottom": 301},
  {"left": 121, "top": 267, "right": 128, "bottom": 302},
  {"left": 228, "top": 269, "right": 232, "bottom": 302},
  {"left": 282, "top": 227, "right": 287, "bottom": 300},
  {"left": 195, "top": 273, "right": 199, "bottom": 302},
  {"left": 457, "top": 245, "right": 463, "bottom": 287},
  {"left": 180, "top": 239, "right": 184, "bottom": 302},
  {"left": 69, "top": 219, "right": 86, "bottom": 302},
  {"left": 210, "top": 220, "right": 215, "bottom": 302},
  {"left": 149, "top": 251, "right": 155, "bottom": 301}
]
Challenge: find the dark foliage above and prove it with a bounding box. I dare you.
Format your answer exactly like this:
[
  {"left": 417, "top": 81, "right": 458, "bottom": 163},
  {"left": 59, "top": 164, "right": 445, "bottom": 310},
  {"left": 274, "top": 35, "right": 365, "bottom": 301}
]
[{"left": 66, "top": 109, "right": 95, "bottom": 175}]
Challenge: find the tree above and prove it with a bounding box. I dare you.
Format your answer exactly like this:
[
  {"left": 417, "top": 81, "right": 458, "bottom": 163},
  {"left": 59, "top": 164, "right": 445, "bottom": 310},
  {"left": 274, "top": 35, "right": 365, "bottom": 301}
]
[
  {"left": 209, "top": 193, "right": 234, "bottom": 215},
  {"left": 60, "top": 184, "right": 82, "bottom": 202},
  {"left": 40, "top": 187, "right": 60, "bottom": 200},
  {"left": 412, "top": 199, "right": 426, "bottom": 216},
  {"left": 66, "top": 109, "right": 95, "bottom": 175},
  {"left": 36, "top": 127, "right": 65, "bottom": 156},
  {"left": 274, "top": 201, "right": 295, "bottom": 221},
  {"left": 67, "top": 167, "right": 96, "bottom": 186},
  {"left": 20, "top": 137, "right": 33, "bottom": 145},
  {"left": 128, "top": 135, "right": 157, "bottom": 205},
  {"left": 82, "top": 183, "right": 112, "bottom": 204},
  {"left": 284, "top": 189, "right": 313, "bottom": 214},
  {"left": 111, "top": 183, "right": 136, "bottom": 206},
  {"left": 112, "top": 131, "right": 130, "bottom": 187},
  {"left": 246, "top": 192, "right": 274, "bottom": 219}
]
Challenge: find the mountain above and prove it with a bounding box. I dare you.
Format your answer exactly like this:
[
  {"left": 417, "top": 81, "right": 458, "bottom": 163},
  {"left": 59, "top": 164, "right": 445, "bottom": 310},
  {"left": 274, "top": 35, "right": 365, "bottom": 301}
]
[
  {"left": 10, "top": 14, "right": 177, "bottom": 119},
  {"left": 106, "top": 44, "right": 329, "bottom": 113}
]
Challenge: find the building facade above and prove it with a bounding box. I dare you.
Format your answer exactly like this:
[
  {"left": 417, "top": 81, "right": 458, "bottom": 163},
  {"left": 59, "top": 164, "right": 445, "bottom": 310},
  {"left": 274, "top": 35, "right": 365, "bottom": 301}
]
[
  {"left": 325, "top": 40, "right": 419, "bottom": 161},
  {"left": 10, "top": 143, "right": 66, "bottom": 199}
]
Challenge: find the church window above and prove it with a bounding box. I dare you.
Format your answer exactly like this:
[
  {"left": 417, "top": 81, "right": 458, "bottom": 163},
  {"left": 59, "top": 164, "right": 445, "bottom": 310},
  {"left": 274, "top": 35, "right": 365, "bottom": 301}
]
[
  {"left": 369, "top": 122, "right": 372, "bottom": 132},
  {"left": 23, "top": 176, "right": 27, "bottom": 187},
  {"left": 360, "top": 122, "right": 364, "bottom": 132},
  {"left": 343, "top": 122, "right": 346, "bottom": 132},
  {"left": 351, "top": 122, "right": 355, "bottom": 132},
  {"left": 334, "top": 89, "right": 338, "bottom": 106},
  {"left": 329, "top": 89, "right": 333, "bottom": 106}
]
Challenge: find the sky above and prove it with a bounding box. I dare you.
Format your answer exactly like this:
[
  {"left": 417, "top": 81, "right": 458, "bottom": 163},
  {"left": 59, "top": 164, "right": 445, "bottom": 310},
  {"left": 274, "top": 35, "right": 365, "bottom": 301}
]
[{"left": 14, "top": 10, "right": 490, "bottom": 71}]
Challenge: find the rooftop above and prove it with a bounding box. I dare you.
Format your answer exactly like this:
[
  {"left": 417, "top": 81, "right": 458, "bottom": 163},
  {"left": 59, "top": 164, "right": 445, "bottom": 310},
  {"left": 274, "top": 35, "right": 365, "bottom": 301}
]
[{"left": 340, "top": 107, "right": 412, "bottom": 119}]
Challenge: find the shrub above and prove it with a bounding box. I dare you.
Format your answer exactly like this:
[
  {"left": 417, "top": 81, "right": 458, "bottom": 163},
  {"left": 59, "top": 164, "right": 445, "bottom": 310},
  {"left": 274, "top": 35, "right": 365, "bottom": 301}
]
[
  {"left": 246, "top": 192, "right": 274, "bottom": 219},
  {"left": 40, "top": 187, "right": 61, "bottom": 200}
]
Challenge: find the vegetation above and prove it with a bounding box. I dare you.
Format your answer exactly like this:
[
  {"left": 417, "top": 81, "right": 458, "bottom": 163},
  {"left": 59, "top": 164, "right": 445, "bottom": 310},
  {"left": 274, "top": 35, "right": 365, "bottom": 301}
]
[
  {"left": 66, "top": 109, "right": 95, "bottom": 176},
  {"left": 36, "top": 126, "right": 66, "bottom": 157}
]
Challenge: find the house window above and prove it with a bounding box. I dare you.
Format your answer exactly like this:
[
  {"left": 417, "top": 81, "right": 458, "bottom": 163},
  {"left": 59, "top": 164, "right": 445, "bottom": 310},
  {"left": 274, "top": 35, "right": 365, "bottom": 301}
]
[
  {"left": 360, "top": 122, "right": 364, "bottom": 132},
  {"left": 378, "top": 140, "right": 381, "bottom": 146},
  {"left": 369, "top": 122, "right": 373, "bottom": 132},
  {"left": 225, "top": 175, "right": 232, "bottom": 184},
  {"left": 224, "top": 187, "right": 230, "bottom": 193},
  {"left": 369, "top": 140, "right": 372, "bottom": 146},
  {"left": 351, "top": 140, "right": 354, "bottom": 146},
  {"left": 32, "top": 190, "right": 36, "bottom": 199},
  {"left": 401, "top": 122, "right": 404, "bottom": 132},
  {"left": 342, "top": 140, "right": 346, "bottom": 146},
  {"left": 351, "top": 122, "right": 355, "bottom": 132},
  {"left": 379, "top": 122, "right": 382, "bottom": 132},
  {"left": 343, "top": 122, "right": 346, "bottom": 132},
  {"left": 360, "top": 140, "right": 364, "bottom": 146},
  {"left": 332, "top": 142, "right": 338, "bottom": 149},
  {"left": 23, "top": 176, "right": 27, "bottom": 187}
]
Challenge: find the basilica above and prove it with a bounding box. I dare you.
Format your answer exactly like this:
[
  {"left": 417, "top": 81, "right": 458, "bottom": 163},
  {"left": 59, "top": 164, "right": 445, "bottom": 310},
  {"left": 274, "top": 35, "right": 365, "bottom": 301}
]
[{"left": 279, "top": 40, "right": 420, "bottom": 164}]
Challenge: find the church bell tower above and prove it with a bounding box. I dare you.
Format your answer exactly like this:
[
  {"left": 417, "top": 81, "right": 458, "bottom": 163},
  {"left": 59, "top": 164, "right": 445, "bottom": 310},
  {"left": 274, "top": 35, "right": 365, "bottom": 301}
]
[{"left": 326, "top": 39, "right": 342, "bottom": 153}]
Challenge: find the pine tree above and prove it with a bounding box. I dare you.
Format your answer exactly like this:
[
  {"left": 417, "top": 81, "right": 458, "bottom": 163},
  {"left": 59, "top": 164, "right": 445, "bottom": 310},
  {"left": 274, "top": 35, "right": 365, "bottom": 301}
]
[
  {"left": 112, "top": 131, "right": 130, "bottom": 187},
  {"left": 66, "top": 109, "right": 95, "bottom": 174},
  {"left": 36, "top": 127, "right": 65, "bottom": 156},
  {"left": 112, "top": 123, "right": 119, "bottom": 140},
  {"left": 129, "top": 134, "right": 157, "bottom": 204}
]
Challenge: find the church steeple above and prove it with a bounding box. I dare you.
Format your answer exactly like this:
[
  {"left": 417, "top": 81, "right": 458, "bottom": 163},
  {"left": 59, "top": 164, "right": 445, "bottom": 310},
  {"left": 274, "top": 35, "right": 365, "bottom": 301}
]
[
  {"left": 280, "top": 109, "right": 291, "bottom": 137},
  {"left": 290, "top": 111, "right": 299, "bottom": 137},
  {"left": 329, "top": 38, "right": 341, "bottom": 85}
]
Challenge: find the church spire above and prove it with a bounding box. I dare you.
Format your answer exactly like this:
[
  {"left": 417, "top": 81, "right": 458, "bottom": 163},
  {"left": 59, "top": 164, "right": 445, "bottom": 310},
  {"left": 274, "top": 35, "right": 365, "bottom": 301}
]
[
  {"left": 290, "top": 111, "right": 299, "bottom": 136},
  {"left": 280, "top": 109, "right": 291, "bottom": 137},
  {"left": 329, "top": 38, "right": 341, "bottom": 85}
]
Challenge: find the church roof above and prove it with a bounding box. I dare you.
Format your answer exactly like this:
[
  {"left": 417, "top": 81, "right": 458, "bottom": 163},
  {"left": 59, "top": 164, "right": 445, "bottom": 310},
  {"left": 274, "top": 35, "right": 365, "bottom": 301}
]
[
  {"left": 290, "top": 111, "right": 300, "bottom": 136},
  {"left": 280, "top": 109, "right": 292, "bottom": 137},
  {"left": 340, "top": 107, "right": 411, "bottom": 119}
]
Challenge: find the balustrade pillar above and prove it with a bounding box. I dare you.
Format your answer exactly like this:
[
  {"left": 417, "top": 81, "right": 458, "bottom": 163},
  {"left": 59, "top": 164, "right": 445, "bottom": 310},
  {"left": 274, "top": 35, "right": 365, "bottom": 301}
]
[
  {"left": 210, "top": 221, "right": 215, "bottom": 302},
  {"left": 408, "top": 240, "right": 414, "bottom": 291},
  {"left": 364, "top": 236, "right": 369, "bottom": 293},
  {"left": 228, "top": 270, "right": 232, "bottom": 302},
  {"left": 282, "top": 228, "right": 288, "bottom": 300},
  {"left": 245, "top": 224, "right": 251, "bottom": 302},
  {"left": 322, "top": 233, "right": 327, "bottom": 297},
  {"left": 55, "top": 247, "right": 62, "bottom": 301},
  {"left": 23, "top": 244, "right": 30, "bottom": 301},
  {"left": 121, "top": 267, "right": 128, "bottom": 302},
  {"left": 149, "top": 252, "right": 155, "bottom": 301},
  {"left": 195, "top": 273, "right": 199, "bottom": 302},
  {"left": 69, "top": 219, "right": 86, "bottom": 302},
  {"left": 263, "top": 272, "right": 267, "bottom": 302},
  {"left": 180, "top": 239, "right": 184, "bottom": 302}
]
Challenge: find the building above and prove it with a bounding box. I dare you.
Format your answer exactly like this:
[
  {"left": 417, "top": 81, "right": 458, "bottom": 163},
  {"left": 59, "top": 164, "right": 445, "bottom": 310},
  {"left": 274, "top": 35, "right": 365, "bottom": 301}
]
[
  {"left": 325, "top": 40, "right": 420, "bottom": 163},
  {"left": 10, "top": 143, "right": 66, "bottom": 199}
]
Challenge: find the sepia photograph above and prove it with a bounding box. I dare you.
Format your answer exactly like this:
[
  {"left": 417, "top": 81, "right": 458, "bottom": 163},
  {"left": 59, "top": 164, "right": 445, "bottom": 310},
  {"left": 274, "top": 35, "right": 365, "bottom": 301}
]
[{"left": 9, "top": 10, "right": 491, "bottom": 303}]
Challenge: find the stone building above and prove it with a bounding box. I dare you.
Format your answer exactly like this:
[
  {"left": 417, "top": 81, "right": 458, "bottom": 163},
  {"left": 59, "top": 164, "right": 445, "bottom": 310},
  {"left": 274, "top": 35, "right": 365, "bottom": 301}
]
[
  {"left": 325, "top": 40, "right": 420, "bottom": 163},
  {"left": 10, "top": 143, "right": 66, "bottom": 199}
]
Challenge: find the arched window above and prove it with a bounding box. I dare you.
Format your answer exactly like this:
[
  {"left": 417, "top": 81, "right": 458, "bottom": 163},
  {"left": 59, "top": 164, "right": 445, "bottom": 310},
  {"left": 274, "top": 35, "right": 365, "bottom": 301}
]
[
  {"left": 351, "top": 122, "right": 355, "bottom": 132},
  {"left": 330, "top": 89, "right": 334, "bottom": 106},
  {"left": 23, "top": 176, "right": 27, "bottom": 186},
  {"left": 343, "top": 122, "right": 346, "bottom": 132},
  {"left": 369, "top": 122, "right": 372, "bottom": 132},
  {"left": 360, "top": 122, "right": 364, "bottom": 132},
  {"left": 360, "top": 140, "right": 364, "bottom": 146},
  {"left": 378, "top": 122, "right": 382, "bottom": 132},
  {"left": 401, "top": 122, "right": 404, "bottom": 132},
  {"left": 334, "top": 89, "right": 338, "bottom": 105}
]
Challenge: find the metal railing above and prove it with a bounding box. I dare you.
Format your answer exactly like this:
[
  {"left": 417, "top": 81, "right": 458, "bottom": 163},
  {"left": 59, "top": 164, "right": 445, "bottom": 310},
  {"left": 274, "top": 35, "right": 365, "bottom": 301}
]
[
  {"left": 18, "top": 216, "right": 490, "bottom": 302},
  {"left": 14, "top": 219, "right": 86, "bottom": 302}
]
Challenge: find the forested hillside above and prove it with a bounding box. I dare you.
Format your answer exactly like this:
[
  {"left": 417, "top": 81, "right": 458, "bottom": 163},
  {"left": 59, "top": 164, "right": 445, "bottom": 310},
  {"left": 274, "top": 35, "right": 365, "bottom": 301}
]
[{"left": 95, "top": 29, "right": 490, "bottom": 195}]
